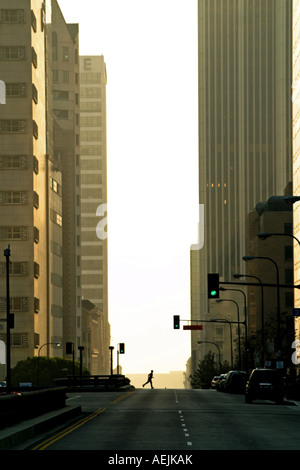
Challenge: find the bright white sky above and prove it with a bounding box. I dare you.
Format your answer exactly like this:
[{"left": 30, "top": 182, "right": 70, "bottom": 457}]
[{"left": 58, "top": 0, "right": 199, "bottom": 375}]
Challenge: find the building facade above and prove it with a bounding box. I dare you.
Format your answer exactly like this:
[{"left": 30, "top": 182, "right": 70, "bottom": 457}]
[
  {"left": 80, "top": 56, "right": 110, "bottom": 373},
  {"left": 0, "top": 0, "right": 83, "bottom": 375},
  {"left": 193, "top": 0, "right": 293, "bottom": 375}
]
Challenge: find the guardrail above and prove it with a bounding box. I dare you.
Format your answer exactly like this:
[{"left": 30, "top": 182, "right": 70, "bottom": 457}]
[{"left": 54, "top": 374, "right": 131, "bottom": 390}]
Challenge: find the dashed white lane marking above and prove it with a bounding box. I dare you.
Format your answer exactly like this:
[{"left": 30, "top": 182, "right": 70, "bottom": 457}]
[{"left": 178, "top": 410, "right": 192, "bottom": 447}]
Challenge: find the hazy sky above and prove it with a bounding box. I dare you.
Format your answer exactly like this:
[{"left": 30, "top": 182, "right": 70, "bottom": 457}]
[{"left": 58, "top": 0, "right": 198, "bottom": 375}]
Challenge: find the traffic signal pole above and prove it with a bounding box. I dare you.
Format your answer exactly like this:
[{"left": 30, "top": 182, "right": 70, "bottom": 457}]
[{"left": 4, "top": 245, "right": 11, "bottom": 391}]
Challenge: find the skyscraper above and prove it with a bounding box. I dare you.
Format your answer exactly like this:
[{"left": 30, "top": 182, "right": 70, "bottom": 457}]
[
  {"left": 192, "top": 0, "right": 292, "bottom": 373},
  {"left": 80, "top": 56, "right": 110, "bottom": 373},
  {"left": 0, "top": 0, "right": 81, "bottom": 372}
]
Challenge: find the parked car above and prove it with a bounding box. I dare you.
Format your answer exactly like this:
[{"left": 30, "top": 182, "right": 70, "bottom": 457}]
[
  {"left": 216, "top": 373, "right": 227, "bottom": 392},
  {"left": 245, "top": 368, "right": 285, "bottom": 404},
  {"left": 224, "top": 370, "right": 248, "bottom": 394},
  {"left": 211, "top": 376, "right": 220, "bottom": 389}
]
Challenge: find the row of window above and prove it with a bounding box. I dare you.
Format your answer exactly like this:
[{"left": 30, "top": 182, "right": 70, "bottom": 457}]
[
  {"left": 0, "top": 226, "right": 39, "bottom": 243},
  {"left": 0, "top": 261, "right": 40, "bottom": 278},
  {"left": 0, "top": 333, "right": 30, "bottom": 348},
  {"left": 0, "top": 46, "right": 38, "bottom": 69},
  {"left": 0, "top": 155, "right": 39, "bottom": 172},
  {"left": 0, "top": 119, "right": 38, "bottom": 139},
  {"left": 0, "top": 297, "right": 40, "bottom": 313},
  {"left": 0, "top": 191, "right": 39, "bottom": 207}
]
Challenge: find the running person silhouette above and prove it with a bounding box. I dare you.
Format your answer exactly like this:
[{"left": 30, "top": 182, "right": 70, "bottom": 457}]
[{"left": 143, "top": 370, "right": 154, "bottom": 388}]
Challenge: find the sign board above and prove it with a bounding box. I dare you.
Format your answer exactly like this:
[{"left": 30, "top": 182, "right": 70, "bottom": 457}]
[{"left": 183, "top": 325, "right": 203, "bottom": 330}]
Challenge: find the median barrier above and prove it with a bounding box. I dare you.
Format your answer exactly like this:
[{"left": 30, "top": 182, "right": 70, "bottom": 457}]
[{"left": 0, "top": 387, "right": 68, "bottom": 429}]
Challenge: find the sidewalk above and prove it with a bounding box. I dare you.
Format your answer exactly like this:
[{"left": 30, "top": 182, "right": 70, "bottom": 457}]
[{"left": 0, "top": 404, "right": 82, "bottom": 450}]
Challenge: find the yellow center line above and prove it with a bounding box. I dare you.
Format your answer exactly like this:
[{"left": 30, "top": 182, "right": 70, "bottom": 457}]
[
  {"left": 110, "top": 390, "right": 135, "bottom": 404},
  {"left": 31, "top": 407, "right": 106, "bottom": 450}
]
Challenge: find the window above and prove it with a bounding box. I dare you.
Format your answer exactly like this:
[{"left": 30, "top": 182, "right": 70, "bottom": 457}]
[
  {"left": 0, "top": 262, "right": 28, "bottom": 276},
  {"left": 33, "top": 191, "right": 39, "bottom": 208},
  {"left": 53, "top": 90, "right": 69, "bottom": 100},
  {"left": 63, "top": 71, "right": 69, "bottom": 83},
  {"left": 0, "top": 9, "right": 25, "bottom": 23},
  {"left": 32, "top": 84, "right": 38, "bottom": 103},
  {"left": 50, "top": 209, "right": 63, "bottom": 227},
  {"left": 0, "top": 191, "right": 27, "bottom": 205},
  {"left": 52, "top": 70, "right": 58, "bottom": 83},
  {"left": 0, "top": 226, "right": 28, "bottom": 240},
  {"left": 0, "top": 155, "right": 27, "bottom": 169},
  {"left": 62, "top": 46, "right": 69, "bottom": 62},
  {"left": 80, "top": 73, "right": 101, "bottom": 84},
  {"left": 34, "top": 226, "right": 39, "bottom": 244},
  {"left": 31, "top": 47, "right": 37, "bottom": 68},
  {"left": 34, "top": 297, "right": 40, "bottom": 313},
  {"left": 34, "top": 262, "right": 40, "bottom": 279},
  {"left": 0, "top": 120, "right": 27, "bottom": 133},
  {"left": 0, "top": 297, "right": 29, "bottom": 312},
  {"left": 54, "top": 109, "right": 69, "bottom": 120},
  {"left": 33, "top": 156, "right": 39, "bottom": 174},
  {"left": 80, "top": 101, "right": 101, "bottom": 113},
  {"left": 31, "top": 10, "right": 37, "bottom": 32},
  {"left": 33, "top": 120, "right": 38, "bottom": 139},
  {"left": 6, "top": 83, "right": 26, "bottom": 97},
  {"left": 80, "top": 87, "right": 101, "bottom": 99},
  {"left": 52, "top": 32, "right": 58, "bottom": 61},
  {"left": 0, "top": 46, "right": 25, "bottom": 60}
]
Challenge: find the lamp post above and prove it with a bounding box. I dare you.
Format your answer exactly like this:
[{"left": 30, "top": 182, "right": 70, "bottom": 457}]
[
  {"left": 4, "top": 245, "right": 11, "bottom": 392},
  {"left": 216, "top": 298, "right": 242, "bottom": 369},
  {"left": 197, "top": 340, "right": 221, "bottom": 371},
  {"left": 109, "top": 346, "right": 114, "bottom": 376},
  {"left": 233, "top": 273, "right": 265, "bottom": 366},
  {"left": 243, "top": 255, "right": 281, "bottom": 356},
  {"left": 220, "top": 287, "right": 248, "bottom": 370},
  {"left": 37, "top": 342, "right": 61, "bottom": 386},
  {"left": 257, "top": 232, "right": 300, "bottom": 246}
]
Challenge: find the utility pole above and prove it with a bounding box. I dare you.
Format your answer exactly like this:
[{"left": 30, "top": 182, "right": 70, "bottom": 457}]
[{"left": 4, "top": 245, "right": 11, "bottom": 391}]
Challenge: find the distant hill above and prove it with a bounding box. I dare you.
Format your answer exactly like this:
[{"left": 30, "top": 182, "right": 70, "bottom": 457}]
[{"left": 126, "top": 371, "right": 187, "bottom": 389}]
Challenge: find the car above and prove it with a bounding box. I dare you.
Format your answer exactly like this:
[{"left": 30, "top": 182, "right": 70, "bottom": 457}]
[
  {"left": 245, "top": 368, "right": 285, "bottom": 404},
  {"left": 224, "top": 370, "right": 248, "bottom": 394},
  {"left": 211, "top": 376, "right": 220, "bottom": 389},
  {"left": 216, "top": 373, "right": 227, "bottom": 392}
]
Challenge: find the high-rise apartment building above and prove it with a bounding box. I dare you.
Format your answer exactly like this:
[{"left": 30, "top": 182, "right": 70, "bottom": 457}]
[
  {"left": 192, "top": 0, "right": 293, "bottom": 374},
  {"left": 51, "top": 0, "right": 82, "bottom": 360},
  {"left": 0, "top": 0, "right": 82, "bottom": 372},
  {"left": 79, "top": 56, "right": 110, "bottom": 374}
]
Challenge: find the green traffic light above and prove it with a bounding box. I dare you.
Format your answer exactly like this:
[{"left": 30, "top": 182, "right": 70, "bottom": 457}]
[{"left": 210, "top": 290, "right": 217, "bottom": 297}]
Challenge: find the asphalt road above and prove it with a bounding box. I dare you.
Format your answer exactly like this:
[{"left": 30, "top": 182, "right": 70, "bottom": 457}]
[{"left": 27, "top": 388, "right": 300, "bottom": 452}]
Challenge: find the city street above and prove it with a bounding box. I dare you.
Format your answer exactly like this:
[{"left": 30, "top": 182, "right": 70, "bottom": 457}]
[{"left": 25, "top": 388, "right": 300, "bottom": 451}]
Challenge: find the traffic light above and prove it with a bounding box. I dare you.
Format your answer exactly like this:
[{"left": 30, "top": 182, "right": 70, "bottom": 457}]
[
  {"left": 9, "top": 313, "right": 14, "bottom": 329},
  {"left": 207, "top": 273, "right": 219, "bottom": 299},
  {"left": 66, "top": 342, "right": 73, "bottom": 354},
  {"left": 119, "top": 343, "right": 125, "bottom": 354},
  {"left": 173, "top": 315, "right": 180, "bottom": 329}
]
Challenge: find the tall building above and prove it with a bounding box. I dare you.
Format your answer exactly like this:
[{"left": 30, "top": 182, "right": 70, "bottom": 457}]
[
  {"left": 0, "top": 0, "right": 82, "bottom": 373},
  {"left": 79, "top": 56, "right": 110, "bottom": 374},
  {"left": 192, "top": 0, "right": 293, "bottom": 374},
  {"left": 292, "top": 0, "right": 300, "bottom": 360},
  {"left": 51, "top": 0, "right": 82, "bottom": 360},
  {"left": 0, "top": 0, "right": 58, "bottom": 367}
]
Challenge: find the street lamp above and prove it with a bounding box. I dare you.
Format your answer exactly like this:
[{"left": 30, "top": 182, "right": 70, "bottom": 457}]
[
  {"left": 216, "top": 298, "right": 242, "bottom": 369},
  {"left": 37, "top": 342, "right": 61, "bottom": 386},
  {"left": 197, "top": 341, "right": 221, "bottom": 371},
  {"left": 243, "top": 255, "right": 281, "bottom": 355},
  {"left": 233, "top": 273, "right": 265, "bottom": 366},
  {"left": 220, "top": 287, "right": 248, "bottom": 370},
  {"left": 257, "top": 232, "right": 300, "bottom": 246}
]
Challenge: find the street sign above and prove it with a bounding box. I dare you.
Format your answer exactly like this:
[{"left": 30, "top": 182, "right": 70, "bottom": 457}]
[{"left": 183, "top": 325, "right": 203, "bottom": 330}]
